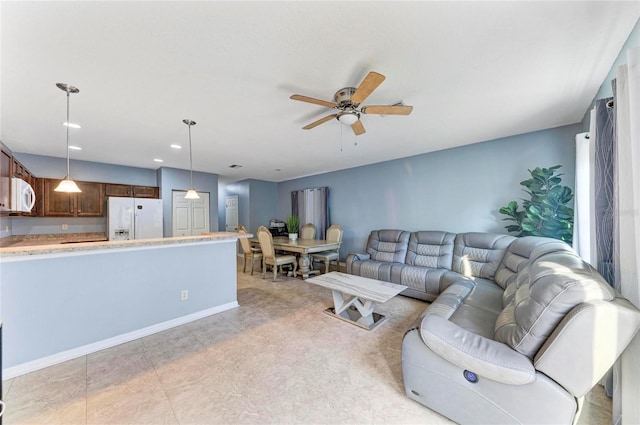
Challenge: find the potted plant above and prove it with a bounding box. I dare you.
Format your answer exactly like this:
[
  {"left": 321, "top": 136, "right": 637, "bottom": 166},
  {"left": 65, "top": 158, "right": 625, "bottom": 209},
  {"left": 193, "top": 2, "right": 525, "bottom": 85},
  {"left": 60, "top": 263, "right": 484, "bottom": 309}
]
[
  {"left": 499, "top": 165, "right": 574, "bottom": 243},
  {"left": 285, "top": 215, "right": 300, "bottom": 241}
]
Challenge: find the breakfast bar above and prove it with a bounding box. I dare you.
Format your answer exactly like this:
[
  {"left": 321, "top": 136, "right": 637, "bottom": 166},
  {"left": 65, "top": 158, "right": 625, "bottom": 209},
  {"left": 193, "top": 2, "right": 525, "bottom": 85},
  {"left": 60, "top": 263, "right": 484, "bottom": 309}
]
[{"left": 0, "top": 232, "right": 247, "bottom": 379}]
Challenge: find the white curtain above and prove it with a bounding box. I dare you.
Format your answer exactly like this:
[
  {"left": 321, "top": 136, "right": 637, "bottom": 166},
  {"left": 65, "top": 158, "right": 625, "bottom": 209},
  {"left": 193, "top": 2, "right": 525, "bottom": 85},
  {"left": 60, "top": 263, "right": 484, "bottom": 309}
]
[
  {"left": 613, "top": 45, "right": 640, "bottom": 425},
  {"left": 573, "top": 131, "right": 596, "bottom": 266}
]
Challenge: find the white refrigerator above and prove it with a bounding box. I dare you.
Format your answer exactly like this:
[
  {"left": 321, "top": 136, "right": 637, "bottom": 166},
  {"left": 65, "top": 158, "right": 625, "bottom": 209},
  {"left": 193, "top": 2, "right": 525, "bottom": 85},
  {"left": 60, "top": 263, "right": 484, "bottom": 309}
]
[{"left": 107, "top": 197, "right": 163, "bottom": 240}]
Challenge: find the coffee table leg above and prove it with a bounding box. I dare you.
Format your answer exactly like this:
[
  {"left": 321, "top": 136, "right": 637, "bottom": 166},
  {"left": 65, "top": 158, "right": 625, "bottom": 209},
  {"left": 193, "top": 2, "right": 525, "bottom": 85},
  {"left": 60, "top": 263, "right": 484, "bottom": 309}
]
[{"left": 329, "top": 290, "right": 381, "bottom": 329}]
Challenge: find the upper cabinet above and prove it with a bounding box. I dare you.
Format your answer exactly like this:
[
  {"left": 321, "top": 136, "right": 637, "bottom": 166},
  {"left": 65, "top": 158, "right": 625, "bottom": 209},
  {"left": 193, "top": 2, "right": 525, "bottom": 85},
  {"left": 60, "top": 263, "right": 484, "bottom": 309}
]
[
  {"left": 0, "top": 148, "right": 11, "bottom": 212},
  {"left": 1, "top": 144, "right": 160, "bottom": 217},
  {"left": 1, "top": 145, "right": 38, "bottom": 215},
  {"left": 105, "top": 183, "right": 159, "bottom": 199},
  {"left": 43, "top": 179, "right": 105, "bottom": 217}
]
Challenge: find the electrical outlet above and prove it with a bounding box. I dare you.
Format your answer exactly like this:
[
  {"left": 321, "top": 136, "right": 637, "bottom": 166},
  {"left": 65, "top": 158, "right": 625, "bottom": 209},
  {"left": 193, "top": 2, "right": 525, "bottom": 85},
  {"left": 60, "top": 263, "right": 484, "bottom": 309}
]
[
  {"left": 181, "top": 289, "right": 189, "bottom": 301},
  {"left": 62, "top": 224, "right": 68, "bottom": 230}
]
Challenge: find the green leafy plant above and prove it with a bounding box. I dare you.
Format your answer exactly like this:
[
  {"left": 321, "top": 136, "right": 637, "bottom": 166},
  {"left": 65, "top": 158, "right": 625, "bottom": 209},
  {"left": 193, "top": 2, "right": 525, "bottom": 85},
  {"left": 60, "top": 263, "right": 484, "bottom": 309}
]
[
  {"left": 499, "top": 165, "right": 574, "bottom": 243},
  {"left": 285, "top": 215, "right": 300, "bottom": 234}
]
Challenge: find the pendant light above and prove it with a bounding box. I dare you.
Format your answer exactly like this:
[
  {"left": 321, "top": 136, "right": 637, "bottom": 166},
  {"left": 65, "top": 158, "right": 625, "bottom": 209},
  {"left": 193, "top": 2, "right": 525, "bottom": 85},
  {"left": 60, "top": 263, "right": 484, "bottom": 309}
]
[
  {"left": 54, "top": 83, "right": 82, "bottom": 193},
  {"left": 183, "top": 119, "right": 200, "bottom": 199}
]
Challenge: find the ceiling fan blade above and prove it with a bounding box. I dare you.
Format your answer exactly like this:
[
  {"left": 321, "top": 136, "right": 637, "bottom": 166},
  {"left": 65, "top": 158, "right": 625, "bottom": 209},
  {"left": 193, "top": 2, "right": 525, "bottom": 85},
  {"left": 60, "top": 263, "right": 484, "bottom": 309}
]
[
  {"left": 351, "top": 119, "right": 366, "bottom": 136},
  {"left": 351, "top": 72, "right": 386, "bottom": 105},
  {"left": 303, "top": 114, "right": 337, "bottom": 130},
  {"left": 361, "top": 105, "right": 413, "bottom": 115},
  {"left": 290, "top": 94, "right": 336, "bottom": 109}
]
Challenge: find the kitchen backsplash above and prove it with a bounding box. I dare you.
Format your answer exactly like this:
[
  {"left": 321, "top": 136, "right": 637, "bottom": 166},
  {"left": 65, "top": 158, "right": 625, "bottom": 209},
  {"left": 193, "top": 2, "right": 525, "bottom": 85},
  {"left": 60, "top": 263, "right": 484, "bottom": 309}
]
[{"left": 10, "top": 216, "right": 106, "bottom": 236}]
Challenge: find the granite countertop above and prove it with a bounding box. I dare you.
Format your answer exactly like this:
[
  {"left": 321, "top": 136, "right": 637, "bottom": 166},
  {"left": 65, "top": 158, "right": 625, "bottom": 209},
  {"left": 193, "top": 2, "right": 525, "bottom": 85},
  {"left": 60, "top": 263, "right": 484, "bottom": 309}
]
[
  {"left": 0, "top": 232, "right": 250, "bottom": 259},
  {"left": 0, "top": 232, "right": 109, "bottom": 248}
]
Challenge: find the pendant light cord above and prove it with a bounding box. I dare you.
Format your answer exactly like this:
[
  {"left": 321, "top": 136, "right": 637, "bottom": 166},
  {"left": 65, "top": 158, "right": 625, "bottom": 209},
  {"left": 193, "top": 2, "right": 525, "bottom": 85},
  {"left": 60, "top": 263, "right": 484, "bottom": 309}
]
[
  {"left": 188, "top": 123, "right": 194, "bottom": 187},
  {"left": 65, "top": 90, "right": 71, "bottom": 178}
]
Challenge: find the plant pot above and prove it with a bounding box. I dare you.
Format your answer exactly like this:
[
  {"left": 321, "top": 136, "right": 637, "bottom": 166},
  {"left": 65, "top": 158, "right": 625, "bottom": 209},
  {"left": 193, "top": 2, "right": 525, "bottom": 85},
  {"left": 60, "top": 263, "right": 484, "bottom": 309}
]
[{"left": 289, "top": 233, "right": 298, "bottom": 241}]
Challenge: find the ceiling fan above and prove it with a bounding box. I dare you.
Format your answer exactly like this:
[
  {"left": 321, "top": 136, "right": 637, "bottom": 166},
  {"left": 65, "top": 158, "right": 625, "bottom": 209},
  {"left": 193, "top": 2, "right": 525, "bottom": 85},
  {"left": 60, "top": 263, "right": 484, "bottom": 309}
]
[{"left": 290, "top": 71, "right": 413, "bottom": 136}]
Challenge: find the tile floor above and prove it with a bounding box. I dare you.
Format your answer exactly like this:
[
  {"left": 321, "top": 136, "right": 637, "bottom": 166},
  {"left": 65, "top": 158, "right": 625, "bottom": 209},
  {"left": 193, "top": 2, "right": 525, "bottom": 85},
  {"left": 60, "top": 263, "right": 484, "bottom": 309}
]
[{"left": 2, "top": 260, "right": 611, "bottom": 424}]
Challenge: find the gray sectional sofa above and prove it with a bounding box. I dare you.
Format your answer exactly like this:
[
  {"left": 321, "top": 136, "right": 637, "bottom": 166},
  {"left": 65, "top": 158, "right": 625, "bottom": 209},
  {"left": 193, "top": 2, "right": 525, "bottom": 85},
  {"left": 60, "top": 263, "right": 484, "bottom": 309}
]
[{"left": 346, "top": 230, "right": 640, "bottom": 424}]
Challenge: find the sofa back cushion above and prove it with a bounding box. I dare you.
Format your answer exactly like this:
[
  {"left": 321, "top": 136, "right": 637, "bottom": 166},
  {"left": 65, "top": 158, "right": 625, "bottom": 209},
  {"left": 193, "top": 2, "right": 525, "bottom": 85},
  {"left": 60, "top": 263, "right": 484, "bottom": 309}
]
[
  {"left": 452, "top": 233, "right": 515, "bottom": 279},
  {"left": 494, "top": 251, "right": 616, "bottom": 358},
  {"left": 494, "top": 236, "right": 573, "bottom": 290},
  {"left": 366, "top": 229, "right": 410, "bottom": 263},
  {"left": 406, "top": 231, "right": 456, "bottom": 269}
]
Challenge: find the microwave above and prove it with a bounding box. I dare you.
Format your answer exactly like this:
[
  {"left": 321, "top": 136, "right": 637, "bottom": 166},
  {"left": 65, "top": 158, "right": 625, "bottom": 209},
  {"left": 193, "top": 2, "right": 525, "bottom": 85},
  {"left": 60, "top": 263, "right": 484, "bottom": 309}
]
[{"left": 11, "top": 177, "right": 36, "bottom": 212}]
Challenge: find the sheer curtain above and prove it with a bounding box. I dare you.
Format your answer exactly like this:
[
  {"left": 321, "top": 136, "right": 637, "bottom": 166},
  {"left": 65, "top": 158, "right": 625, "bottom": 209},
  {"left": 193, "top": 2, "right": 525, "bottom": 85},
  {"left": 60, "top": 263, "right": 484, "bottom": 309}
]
[
  {"left": 612, "top": 45, "right": 640, "bottom": 425},
  {"left": 291, "top": 187, "right": 329, "bottom": 239},
  {"left": 573, "top": 132, "right": 595, "bottom": 265}
]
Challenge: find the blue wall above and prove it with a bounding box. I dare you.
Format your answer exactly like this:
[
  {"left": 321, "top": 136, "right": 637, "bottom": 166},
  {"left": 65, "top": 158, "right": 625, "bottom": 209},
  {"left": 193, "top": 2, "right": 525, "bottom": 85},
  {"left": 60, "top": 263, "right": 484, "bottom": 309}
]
[
  {"left": 248, "top": 180, "right": 278, "bottom": 235},
  {"left": 219, "top": 179, "right": 277, "bottom": 236},
  {"left": 13, "top": 153, "right": 157, "bottom": 185},
  {"left": 157, "top": 166, "right": 219, "bottom": 236},
  {"left": 219, "top": 180, "right": 250, "bottom": 233},
  {"left": 277, "top": 124, "right": 580, "bottom": 258}
]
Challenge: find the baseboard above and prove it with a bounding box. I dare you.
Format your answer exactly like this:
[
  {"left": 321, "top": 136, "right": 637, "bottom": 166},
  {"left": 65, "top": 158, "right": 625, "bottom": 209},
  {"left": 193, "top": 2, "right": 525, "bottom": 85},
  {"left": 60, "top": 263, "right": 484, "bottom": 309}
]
[{"left": 3, "top": 301, "right": 240, "bottom": 379}]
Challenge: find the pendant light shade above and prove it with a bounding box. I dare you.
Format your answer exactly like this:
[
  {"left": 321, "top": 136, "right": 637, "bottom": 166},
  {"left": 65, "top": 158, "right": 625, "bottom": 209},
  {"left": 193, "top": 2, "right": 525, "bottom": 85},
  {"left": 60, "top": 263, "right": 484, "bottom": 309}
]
[
  {"left": 183, "top": 119, "right": 200, "bottom": 200},
  {"left": 184, "top": 189, "right": 200, "bottom": 199},
  {"left": 54, "top": 83, "right": 82, "bottom": 193},
  {"left": 55, "top": 178, "right": 82, "bottom": 193}
]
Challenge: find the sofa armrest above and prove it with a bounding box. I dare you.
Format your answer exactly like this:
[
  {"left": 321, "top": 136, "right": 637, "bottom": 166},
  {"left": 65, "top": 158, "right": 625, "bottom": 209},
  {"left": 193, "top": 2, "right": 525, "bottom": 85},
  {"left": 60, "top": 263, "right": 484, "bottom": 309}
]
[
  {"left": 420, "top": 314, "right": 536, "bottom": 385},
  {"left": 346, "top": 252, "right": 371, "bottom": 274},
  {"left": 347, "top": 252, "right": 371, "bottom": 261}
]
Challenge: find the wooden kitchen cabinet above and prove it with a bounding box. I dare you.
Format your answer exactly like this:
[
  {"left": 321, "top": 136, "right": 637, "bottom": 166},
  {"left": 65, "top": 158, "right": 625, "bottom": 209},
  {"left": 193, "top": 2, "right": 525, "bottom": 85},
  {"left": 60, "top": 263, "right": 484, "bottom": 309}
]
[
  {"left": 43, "top": 179, "right": 104, "bottom": 217},
  {"left": 105, "top": 183, "right": 159, "bottom": 198},
  {"left": 105, "top": 183, "right": 132, "bottom": 197},
  {"left": 76, "top": 181, "right": 105, "bottom": 216},
  {"left": 132, "top": 185, "right": 159, "bottom": 198},
  {"left": 0, "top": 148, "right": 11, "bottom": 212}
]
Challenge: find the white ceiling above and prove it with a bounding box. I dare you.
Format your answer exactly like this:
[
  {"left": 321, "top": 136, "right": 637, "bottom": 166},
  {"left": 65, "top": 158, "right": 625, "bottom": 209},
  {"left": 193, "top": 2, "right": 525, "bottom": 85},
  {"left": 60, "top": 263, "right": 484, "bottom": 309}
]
[{"left": 2, "top": 1, "right": 638, "bottom": 183}]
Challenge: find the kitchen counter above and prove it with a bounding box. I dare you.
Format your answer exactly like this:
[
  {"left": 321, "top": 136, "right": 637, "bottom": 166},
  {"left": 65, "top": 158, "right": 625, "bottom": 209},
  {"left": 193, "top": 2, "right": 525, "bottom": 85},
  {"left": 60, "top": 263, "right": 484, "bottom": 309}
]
[
  {"left": 0, "top": 231, "right": 248, "bottom": 378},
  {"left": 0, "top": 232, "right": 108, "bottom": 248},
  {"left": 0, "top": 232, "right": 250, "bottom": 259}
]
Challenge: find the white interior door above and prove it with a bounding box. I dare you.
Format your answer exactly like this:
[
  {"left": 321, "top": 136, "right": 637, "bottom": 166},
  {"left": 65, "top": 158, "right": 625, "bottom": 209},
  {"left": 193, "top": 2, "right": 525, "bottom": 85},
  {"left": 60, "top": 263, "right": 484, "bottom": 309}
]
[
  {"left": 225, "top": 195, "right": 238, "bottom": 232},
  {"left": 172, "top": 191, "right": 210, "bottom": 236},
  {"left": 191, "top": 194, "right": 210, "bottom": 235}
]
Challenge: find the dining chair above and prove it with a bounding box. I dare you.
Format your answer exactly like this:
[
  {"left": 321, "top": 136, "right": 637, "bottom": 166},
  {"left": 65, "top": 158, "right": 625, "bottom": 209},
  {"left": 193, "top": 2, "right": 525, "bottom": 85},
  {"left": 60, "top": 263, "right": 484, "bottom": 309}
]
[
  {"left": 311, "top": 224, "right": 343, "bottom": 274},
  {"left": 238, "top": 225, "right": 262, "bottom": 275},
  {"left": 300, "top": 223, "right": 316, "bottom": 239},
  {"left": 257, "top": 227, "right": 298, "bottom": 281}
]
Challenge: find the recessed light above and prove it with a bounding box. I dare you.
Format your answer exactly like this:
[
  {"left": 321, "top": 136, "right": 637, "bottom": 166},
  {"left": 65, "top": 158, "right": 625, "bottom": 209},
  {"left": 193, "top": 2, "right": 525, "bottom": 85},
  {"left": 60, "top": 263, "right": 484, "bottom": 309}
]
[
  {"left": 62, "top": 122, "right": 81, "bottom": 129},
  {"left": 275, "top": 169, "right": 281, "bottom": 172},
  {"left": 170, "top": 144, "right": 182, "bottom": 150},
  {"left": 153, "top": 158, "right": 164, "bottom": 163},
  {"left": 68, "top": 145, "right": 82, "bottom": 151}
]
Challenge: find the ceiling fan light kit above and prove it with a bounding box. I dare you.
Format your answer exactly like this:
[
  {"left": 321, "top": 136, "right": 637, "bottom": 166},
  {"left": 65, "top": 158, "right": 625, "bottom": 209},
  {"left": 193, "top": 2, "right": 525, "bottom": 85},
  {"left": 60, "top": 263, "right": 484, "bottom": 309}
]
[
  {"left": 337, "top": 110, "right": 359, "bottom": 125},
  {"left": 290, "top": 71, "right": 413, "bottom": 136}
]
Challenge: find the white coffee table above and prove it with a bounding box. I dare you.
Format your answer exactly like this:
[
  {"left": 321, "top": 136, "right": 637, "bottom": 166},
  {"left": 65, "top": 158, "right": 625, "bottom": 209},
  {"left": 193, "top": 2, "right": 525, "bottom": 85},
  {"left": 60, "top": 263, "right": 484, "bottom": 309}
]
[{"left": 306, "top": 272, "right": 408, "bottom": 330}]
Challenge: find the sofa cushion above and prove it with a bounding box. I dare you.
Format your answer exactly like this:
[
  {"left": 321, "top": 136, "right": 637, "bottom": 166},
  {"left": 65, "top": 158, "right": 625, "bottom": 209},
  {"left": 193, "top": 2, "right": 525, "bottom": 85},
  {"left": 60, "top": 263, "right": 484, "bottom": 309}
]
[
  {"left": 390, "top": 264, "right": 450, "bottom": 301},
  {"left": 494, "top": 236, "right": 572, "bottom": 290},
  {"left": 452, "top": 233, "right": 515, "bottom": 279},
  {"left": 494, "top": 251, "right": 617, "bottom": 358},
  {"left": 406, "top": 231, "right": 455, "bottom": 268},
  {"left": 365, "top": 229, "right": 410, "bottom": 263},
  {"left": 349, "top": 260, "right": 394, "bottom": 282}
]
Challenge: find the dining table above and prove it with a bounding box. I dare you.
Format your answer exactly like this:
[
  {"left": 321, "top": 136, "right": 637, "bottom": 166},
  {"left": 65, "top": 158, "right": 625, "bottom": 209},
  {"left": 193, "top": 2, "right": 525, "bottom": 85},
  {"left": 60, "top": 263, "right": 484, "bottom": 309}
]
[{"left": 251, "top": 236, "right": 341, "bottom": 279}]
